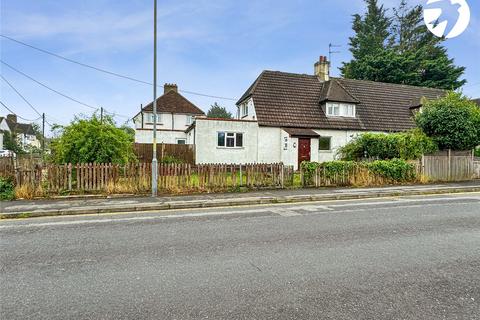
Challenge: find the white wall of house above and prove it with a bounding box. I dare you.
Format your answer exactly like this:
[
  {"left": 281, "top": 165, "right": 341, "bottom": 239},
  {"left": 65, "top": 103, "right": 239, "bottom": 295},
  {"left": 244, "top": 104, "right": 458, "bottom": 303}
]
[
  {"left": 0, "top": 132, "right": 4, "bottom": 150},
  {"left": 237, "top": 98, "right": 257, "bottom": 121},
  {"left": 135, "top": 129, "right": 188, "bottom": 144},
  {"left": 134, "top": 112, "right": 198, "bottom": 144},
  {"left": 0, "top": 120, "right": 10, "bottom": 132},
  {"left": 194, "top": 119, "right": 259, "bottom": 164}
]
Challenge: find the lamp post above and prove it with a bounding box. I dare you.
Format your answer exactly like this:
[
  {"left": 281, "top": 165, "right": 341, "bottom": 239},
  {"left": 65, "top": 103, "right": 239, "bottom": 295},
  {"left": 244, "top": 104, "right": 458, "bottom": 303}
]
[{"left": 151, "top": 0, "right": 158, "bottom": 197}]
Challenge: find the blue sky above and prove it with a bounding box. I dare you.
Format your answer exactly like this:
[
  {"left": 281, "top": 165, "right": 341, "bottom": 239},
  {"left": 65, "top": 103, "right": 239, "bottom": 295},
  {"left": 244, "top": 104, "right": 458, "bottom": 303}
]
[{"left": 1, "top": 0, "right": 479, "bottom": 133}]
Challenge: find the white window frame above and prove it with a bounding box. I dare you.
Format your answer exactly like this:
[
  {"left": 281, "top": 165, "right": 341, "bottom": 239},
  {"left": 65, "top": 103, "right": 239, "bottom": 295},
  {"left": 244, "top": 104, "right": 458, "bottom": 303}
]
[
  {"left": 241, "top": 103, "right": 249, "bottom": 118},
  {"left": 326, "top": 103, "right": 356, "bottom": 118},
  {"left": 186, "top": 115, "right": 194, "bottom": 126},
  {"left": 146, "top": 113, "right": 162, "bottom": 124},
  {"left": 217, "top": 131, "right": 244, "bottom": 148}
]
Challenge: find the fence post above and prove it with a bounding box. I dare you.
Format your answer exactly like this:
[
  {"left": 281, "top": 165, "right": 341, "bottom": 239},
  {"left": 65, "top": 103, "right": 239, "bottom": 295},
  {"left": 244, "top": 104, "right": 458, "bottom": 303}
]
[
  {"left": 448, "top": 149, "right": 451, "bottom": 181},
  {"left": 239, "top": 164, "right": 243, "bottom": 187}
]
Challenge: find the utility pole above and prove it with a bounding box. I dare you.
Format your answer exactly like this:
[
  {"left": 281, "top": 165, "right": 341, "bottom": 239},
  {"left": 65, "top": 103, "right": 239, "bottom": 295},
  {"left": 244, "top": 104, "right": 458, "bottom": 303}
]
[
  {"left": 100, "top": 107, "right": 104, "bottom": 123},
  {"left": 42, "top": 113, "right": 45, "bottom": 158},
  {"left": 151, "top": 0, "right": 158, "bottom": 197}
]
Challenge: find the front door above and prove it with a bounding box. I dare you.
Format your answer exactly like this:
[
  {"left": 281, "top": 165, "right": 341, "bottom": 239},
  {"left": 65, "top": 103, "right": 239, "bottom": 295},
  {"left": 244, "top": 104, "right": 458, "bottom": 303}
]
[{"left": 298, "top": 138, "right": 311, "bottom": 169}]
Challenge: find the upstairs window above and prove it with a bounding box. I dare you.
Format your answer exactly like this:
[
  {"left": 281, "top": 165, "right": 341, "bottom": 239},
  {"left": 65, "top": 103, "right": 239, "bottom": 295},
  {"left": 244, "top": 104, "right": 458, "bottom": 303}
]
[
  {"left": 326, "top": 103, "right": 356, "bottom": 118},
  {"left": 145, "top": 113, "right": 161, "bottom": 123},
  {"left": 217, "top": 132, "right": 243, "bottom": 148},
  {"left": 241, "top": 103, "right": 249, "bottom": 117},
  {"left": 186, "top": 115, "right": 194, "bottom": 125}
]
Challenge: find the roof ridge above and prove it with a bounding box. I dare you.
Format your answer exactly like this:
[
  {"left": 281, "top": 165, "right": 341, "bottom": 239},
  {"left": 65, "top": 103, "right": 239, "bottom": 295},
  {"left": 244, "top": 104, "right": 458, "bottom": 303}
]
[{"left": 333, "top": 77, "right": 446, "bottom": 92}]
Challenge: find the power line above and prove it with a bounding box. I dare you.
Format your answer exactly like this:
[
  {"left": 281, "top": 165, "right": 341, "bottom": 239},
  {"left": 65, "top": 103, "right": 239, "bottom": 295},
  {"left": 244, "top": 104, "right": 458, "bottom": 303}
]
[
  {"left": 0, "top": 34, "right": 238, "bottom": 101},
  {"left": 1, "top": 60, "right": 99, "bottom": 111},
  {"left": 1, "top": 74, "right": 43, "bottom": 118},
  {"left": 1, "top": 60, "right": 132, "bottom": 120},
  {"left": 0, "top": 100, "right": 41, "bottom": 122}
]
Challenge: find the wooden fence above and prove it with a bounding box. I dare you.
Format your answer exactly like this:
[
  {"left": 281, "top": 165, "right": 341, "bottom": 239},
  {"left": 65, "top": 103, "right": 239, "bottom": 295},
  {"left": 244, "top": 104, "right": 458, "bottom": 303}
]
[
  {"left": 134, "top": 143, "right": 195, "bottom": 164},
  {"left": 474, "top": 160, "right": 480, "bottom": 179},
  {"left": 422, "top": 150, "right": 475, "bottom": 182},
  {"left": 2, "top": 162, "right": 294, "bottom": 195}
]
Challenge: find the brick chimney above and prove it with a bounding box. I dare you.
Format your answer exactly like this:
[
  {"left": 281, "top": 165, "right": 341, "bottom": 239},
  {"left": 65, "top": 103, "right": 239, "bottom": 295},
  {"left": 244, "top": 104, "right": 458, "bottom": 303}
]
[
  {"left": 6, "top": 114, "right": 17, "bottom": 123},
  {"left": 164, "top": 83, "right": 178, "bottom": 94},
  {"left": 314, "top": 56, "right": 330, "bottom": 82}
]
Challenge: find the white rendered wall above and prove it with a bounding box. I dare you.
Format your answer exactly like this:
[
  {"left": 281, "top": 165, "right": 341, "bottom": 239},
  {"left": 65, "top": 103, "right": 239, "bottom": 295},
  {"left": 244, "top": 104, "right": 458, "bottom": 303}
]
[
  {"left": 194, "top": 119, "right": 259, "bottom": 164},
  {"left": 135, "top": 129, "right": 188, "bottom": 144}
]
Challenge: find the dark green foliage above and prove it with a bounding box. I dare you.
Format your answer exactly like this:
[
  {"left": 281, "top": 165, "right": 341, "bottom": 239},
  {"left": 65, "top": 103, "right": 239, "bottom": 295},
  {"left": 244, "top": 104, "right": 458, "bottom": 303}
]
[
  {"left": 337, "top": 130, "right": 437, "bottom": 160},
  {"left": 50, "top": 114, "right": 136, "bottom": 164},
  {"left": 341, "top": 0, "right": 465, "bottom": 90},
  {"left": 415, "top": 92, "right": 480, "bottom": 151},
  {"left": 475, "top": 148, "right": 480, "bottom": 158},
  {"left": 365, "top": 159, "right": 416, "bottom": 181},
  {"left": 0, "top": 177, "right": 15, "bottom": 201},
  {"left": 207, "top": 103, "right": 233, "bottom": 119},
  {"left": 301, "top": 159, "right": 417, "bottom": 186}
]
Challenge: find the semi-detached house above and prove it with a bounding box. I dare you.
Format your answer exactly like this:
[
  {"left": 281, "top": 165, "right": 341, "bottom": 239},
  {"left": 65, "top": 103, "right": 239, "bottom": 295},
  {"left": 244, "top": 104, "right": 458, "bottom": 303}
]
[{"left": 186, "top": 56, "right": 445, "bottom": 169}]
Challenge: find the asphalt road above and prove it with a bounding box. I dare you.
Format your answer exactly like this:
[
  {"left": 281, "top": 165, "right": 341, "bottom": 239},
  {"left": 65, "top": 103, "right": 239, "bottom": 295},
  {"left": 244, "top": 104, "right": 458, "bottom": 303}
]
[{"left": 1, "top": 193, "right": 480, "bottom": 320}]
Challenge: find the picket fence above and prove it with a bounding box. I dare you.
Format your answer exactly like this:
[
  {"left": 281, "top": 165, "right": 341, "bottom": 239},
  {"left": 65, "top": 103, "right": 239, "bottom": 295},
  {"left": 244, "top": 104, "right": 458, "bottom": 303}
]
[{"left": 7, "top": 162, "right": 294, "bottom": 194}]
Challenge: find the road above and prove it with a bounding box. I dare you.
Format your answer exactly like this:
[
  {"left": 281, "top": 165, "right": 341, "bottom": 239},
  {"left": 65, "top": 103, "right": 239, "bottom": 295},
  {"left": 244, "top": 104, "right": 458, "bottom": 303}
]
[{"left": 1, "top": 193, "right": 480, "bottom": 319}]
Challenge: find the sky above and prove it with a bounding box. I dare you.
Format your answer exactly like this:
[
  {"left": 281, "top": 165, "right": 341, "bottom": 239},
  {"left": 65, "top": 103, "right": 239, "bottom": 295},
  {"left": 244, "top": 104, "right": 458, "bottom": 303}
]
[{"left": 0, "top": 0, "right": 479, "bottom": 134}]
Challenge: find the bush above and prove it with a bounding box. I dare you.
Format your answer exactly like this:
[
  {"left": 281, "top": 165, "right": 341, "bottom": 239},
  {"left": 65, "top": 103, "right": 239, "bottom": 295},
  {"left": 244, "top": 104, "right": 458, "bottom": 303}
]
[
  {"left": 415, "top": 92, "right": 480, "bottom": 151},
  {"left": 365, "top": 159, "right": 416, "bottom": 182},
  {"left": 475, "top": 148, "right": 480, "bottom": 158},
  {"left": 0, "top": 177, "right": 15, "bottom": 201},
  {"left": 337, "top": 129, "right": 437, "bottom": 161},
  {"left": 301, "top": 159, "right": 417, "bottom": 186}
]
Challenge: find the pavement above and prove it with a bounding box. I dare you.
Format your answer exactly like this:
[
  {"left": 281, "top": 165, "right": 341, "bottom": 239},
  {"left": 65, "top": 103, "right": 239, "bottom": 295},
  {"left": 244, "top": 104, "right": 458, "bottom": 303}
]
[
  {"left": 1, "top": 181, "right": 480, "bottom": 219},
  {"left": 1, "top": 193, "right": 479, "bottom": 319}
]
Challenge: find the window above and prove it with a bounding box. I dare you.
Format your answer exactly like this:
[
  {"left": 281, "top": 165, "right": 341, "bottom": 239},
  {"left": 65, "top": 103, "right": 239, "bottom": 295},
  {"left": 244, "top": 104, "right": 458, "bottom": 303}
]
[
  {"left": 146, "top": 113, "right": 161, "bottom": 123},
  {"left": 217, "top": 132, "right": 243, "bottom": 148},
  {"left": 326, "top": 103, "right": 356, "bottom": 118},
  {"left": 319, "top": 137, "right": 331, "bottom": 151},
  {"left": 186, "top": 115, "right": 194, "bottom": 125},
  {"left": 176, "top": 139, "right": 186, "bottom": 145},
  {"left": 241, "top": 103, "right": 249, "bottom": 117}
]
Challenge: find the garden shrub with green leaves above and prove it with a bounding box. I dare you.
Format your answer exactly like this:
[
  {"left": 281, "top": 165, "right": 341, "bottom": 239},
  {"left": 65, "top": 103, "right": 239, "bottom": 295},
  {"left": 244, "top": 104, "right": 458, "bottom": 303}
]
[
  {"left": 0, "top": 177, "right": 15, "bottom": 201},
  {"left": 160, "top": 156, "right": 184, "bottom": 164},
  {"left": 415, "top": 92, "right": 480, "bottom": 151},
  {"left": 301, "top": 159, "right": 417, "bottom": 186},
  {"left": 337, "top": 129, "right": 437, "bottom": 161}
]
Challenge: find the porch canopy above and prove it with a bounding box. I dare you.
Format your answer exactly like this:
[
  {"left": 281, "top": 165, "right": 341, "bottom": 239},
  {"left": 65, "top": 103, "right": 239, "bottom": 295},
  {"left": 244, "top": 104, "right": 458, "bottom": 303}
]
[{"left": 282, "top": 128, "right": 320, "bottom": 138}]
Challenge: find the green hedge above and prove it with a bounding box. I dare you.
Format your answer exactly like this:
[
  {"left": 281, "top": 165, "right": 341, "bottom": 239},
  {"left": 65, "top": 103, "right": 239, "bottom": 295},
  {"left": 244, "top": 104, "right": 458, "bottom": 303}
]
[
  {"left": 0, "top": 177, "right": 15, "bottom": 201},
  {"left": 337, "top": 129, "right": 437, "bottom": 161},
  {"left": 301, "top": 159, "right": 417, "bottom": 186}
]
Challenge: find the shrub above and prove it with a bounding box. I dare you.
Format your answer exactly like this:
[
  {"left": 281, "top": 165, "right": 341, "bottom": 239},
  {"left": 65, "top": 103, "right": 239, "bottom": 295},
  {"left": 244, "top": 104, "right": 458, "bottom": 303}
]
[
  {"left": 337, "top": 129, "right": 437, "bottom": 161},
  {"left": 365, "top": 159, "right": 416, "bottom": 182},
  {"left": 301, "top": 159, "right": 417, "bottom": 186},
  {"left": 415, "top": 92, "right": 480, "bottom": 151},
  {"left": 0, "top": 177, "right": 15, "bottom": 201}
]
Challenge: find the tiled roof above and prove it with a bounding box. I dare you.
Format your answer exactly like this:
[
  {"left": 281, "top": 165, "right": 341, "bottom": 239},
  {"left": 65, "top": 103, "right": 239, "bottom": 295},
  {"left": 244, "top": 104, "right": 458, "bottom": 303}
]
[
  {"left": 237, "top": 71, "right": 446, "bottom": 132},
  {"left": 140, "top": 91, "right": 205, "bottom": 115},
  {"left": 0, "top": 117, "right": 35, "bottom": 135}
]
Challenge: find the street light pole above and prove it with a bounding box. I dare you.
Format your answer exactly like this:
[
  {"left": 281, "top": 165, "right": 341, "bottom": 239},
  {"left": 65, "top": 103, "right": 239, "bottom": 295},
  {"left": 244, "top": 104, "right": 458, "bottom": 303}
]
[{"left": 151, "top": 0, "right": 158, "bottom": 197}]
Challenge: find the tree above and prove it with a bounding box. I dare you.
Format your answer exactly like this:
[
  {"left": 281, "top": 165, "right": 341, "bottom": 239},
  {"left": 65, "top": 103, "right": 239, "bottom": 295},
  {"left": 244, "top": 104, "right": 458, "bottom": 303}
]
[
  {"left": 341, "top": 0, "right": 465, "bottom": 90},
  {"left": 207, "top": 103, "right": 232, "bottom": 119},
  {"left": 341, "top": 0, "right": 391, "bottom": 79},
  {"left": 50, "top": 115, "right": 136, "bottom": 164},
  {"left": 2, "top": 131, "right": 24, "bottom": 155},
  {"left": 415, "top": 92, "right": 480, "bottom": 151}
]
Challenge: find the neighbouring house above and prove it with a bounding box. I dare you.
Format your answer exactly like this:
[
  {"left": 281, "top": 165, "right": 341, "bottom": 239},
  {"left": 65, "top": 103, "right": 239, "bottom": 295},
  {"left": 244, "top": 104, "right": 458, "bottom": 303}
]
[
  {"left": 133, "top": 84, "right": 205, "bottom": 145},
  {"left": 187, "top": 56, "right": 446, "bottom": 169},
  {"left": 0, "top": 114, "right": 41, "bottom": 150},
  {"left": 0, "top": 131, "right": 4, "bottom": 150},
  {"left": 473, "top": 98, "right": 480, "bottom": 106}
]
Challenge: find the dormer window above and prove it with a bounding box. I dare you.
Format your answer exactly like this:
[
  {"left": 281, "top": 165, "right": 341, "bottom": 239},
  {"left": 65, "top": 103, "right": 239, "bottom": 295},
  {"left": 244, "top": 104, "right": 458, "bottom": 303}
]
[
  {"left": 326, "top": 102, "right": 356, "bottom": 118},
  {"left": 241, "top": 103, "right": 249, "bottom": 117}
]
